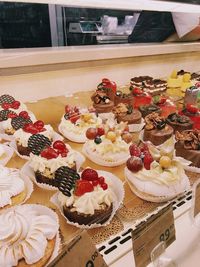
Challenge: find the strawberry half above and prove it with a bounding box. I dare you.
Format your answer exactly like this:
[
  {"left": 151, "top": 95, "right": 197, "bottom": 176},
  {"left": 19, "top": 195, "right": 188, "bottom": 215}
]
[{"left": 74, "top": 180, "right": 94, "bottom": 196}]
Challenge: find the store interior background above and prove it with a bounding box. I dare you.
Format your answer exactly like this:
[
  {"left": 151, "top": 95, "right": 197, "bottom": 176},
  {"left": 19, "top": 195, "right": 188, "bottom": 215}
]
[{"left": 0, "top": 1, "right": 200, "bottom": 101}]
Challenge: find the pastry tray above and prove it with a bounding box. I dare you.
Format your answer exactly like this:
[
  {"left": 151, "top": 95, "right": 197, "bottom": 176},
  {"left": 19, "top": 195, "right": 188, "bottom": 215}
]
[{"left": 5, "top": 92, "right": 199, "bottom": 266}]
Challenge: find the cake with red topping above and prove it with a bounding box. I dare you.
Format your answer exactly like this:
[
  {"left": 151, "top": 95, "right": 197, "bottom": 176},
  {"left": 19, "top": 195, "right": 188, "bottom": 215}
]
[
  {"left": 57, "top": 167, "right": 116, "bottom": 225},
  {"left": 180, "top": 104, "right": 200, "bottom": 129},
  {"left": 29, "top": 140, "right": 78, "bottom": 186},
  {"left": 59, "top": 105, "right": 102, "bottom": 143},
  {"left": 14, "top": 120, "right": 54, "bottom": 156},
  {"left": 143, "top": 112, "right": 173, "bottom": 146},
  {"left": 125, "top": 138, "right": 190, "bottom": 202},
  {"left": 175, "top": 129, "right": 200, "bottom": 168},
  {"left": 130, "top": 87, "right": 152, "bottom": 109}
]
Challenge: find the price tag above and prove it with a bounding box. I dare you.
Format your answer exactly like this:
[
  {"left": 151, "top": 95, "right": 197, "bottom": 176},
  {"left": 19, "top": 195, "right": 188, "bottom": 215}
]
[
  {"left": 194, "top": 181, "right": 200, "bottom": 218},
  {"left": 48, "top": 230, "right": 108, "bottom": 267},
  {"left": 132, "top": 204, "right": 176, "bottom": 267}
]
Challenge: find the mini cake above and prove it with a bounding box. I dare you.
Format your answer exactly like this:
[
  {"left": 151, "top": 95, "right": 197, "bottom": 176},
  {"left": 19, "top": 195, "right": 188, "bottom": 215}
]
[
  {"left": 180, "top": 104, "right": 200, "bottom": 129},
  {"left": 175, "top": 129, "right": 200, "bottom": 168},
  {"left": 130, "top": 76, "right": 153, "bottom": 87},
  {"left": 130, "top": 87, "right": 152, "bottom": 109},
  {"left": 143, "top": 78, "right": 167, "bottom": 96},
  {"left": 0, "top": 166, "right": 26, "bottom": 209},
  {"left": 0, "top": 204, "right": 59, "bottom": 266},
  {"left": 57, "top": 168, "right": 115, "bottom": 225},
  {"left": 91, "top": 78, "right": 116, "bottom": 114},
  {"left": 184, "top": 86, "right": 200, "bottom": 106},
  {"left": 113, "top": 103, "right": 142, "bottom": 124},
  {"left": 139, "top": 104, "right": 161, "bottom": 118},
  {"left": 114, "top": 90, "right": 133, "bottom": 106},
  {"left": 0, "top": 94, "right": 28, "bottom": 114},
  {"left": 29, "top": 140, "right": 78, "bottom": 187},
  {"left": 166, "top": 113, "right": 193, "bottom": 133},
  {"left": 14, "top": 120, "right": 54, "bottom": 156},
  {"left": 83, "top": 122, "right": 132, "bottom": 166},
  {"left": 0, "top": 110, "right": 35, "bottom": 135},
  {"left": 143, "top": 112, "right": 173, "bottom": 146},
  {"left": 125, "top": 138, "right": 190, "bottom": 202},
  {"left": 59, "top": 105, "right": 102, "bottom": 143}
]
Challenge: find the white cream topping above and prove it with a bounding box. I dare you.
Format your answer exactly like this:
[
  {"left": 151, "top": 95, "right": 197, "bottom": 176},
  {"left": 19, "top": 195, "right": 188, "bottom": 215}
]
[
  {"left": 14, "top": 124, "right": 54, "bottom": 147},
  {"left": 58, "top": 185, "right": 115, "bottom": 215},
  {"left": 29, "top": 151, "right": 75, "bottom": 174},
  {"left": 0, "top": 205, "right": 58, "bottom": 266},
  {"left": 0, "top": 166, "right": 25, "bottom": 208},
  {"left": 59, "top": 113, "right": 102, "bottom": 136}
]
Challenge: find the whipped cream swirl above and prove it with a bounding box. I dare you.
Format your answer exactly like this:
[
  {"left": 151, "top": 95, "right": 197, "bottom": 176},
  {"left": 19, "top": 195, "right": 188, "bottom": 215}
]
[
  {"left": 0, "top": 166, "right": 24, "bottom": 208},
  {"left": 0, "top": 205, "right": 58, "bottom": 266}
]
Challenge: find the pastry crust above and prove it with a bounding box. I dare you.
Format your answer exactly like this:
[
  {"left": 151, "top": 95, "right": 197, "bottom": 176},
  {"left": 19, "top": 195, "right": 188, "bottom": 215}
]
[
  {"left": 0, "top": 189, "right": 27, "bottom": 210},
  {"left": 18, "top": 238, "right": 56, "bottom": 267}
]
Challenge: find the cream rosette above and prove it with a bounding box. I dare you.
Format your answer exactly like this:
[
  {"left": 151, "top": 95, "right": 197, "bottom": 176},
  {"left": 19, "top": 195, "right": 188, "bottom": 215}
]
[
  {"left": 51, "top": 170, "right": 124, "bottom": 229},
  {"left": 58, "top": 111, "right": 102, "bottom": 143},
  {"left": 125, "top": 138, "right": 191, "bottom": 202},
  {"left": 0, "top": 204, "right": 60, "bottom": 267},
  {"left": 21, "top": 145, "right": 85, "bottom": 190}
]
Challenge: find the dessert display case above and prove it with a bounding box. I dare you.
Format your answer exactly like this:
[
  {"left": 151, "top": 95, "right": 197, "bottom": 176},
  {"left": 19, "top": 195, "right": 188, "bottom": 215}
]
[{"left": 1, "top": 1, "right": 200, "bottom": 267}]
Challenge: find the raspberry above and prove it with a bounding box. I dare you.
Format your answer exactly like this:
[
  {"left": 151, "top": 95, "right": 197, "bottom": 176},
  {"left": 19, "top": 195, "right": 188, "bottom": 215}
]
[
  {"left": 2, "top": 103, "right": 11, "bottom": 110},
  {"left": 81, "top": 168, "right": 98, "bottom": 181},
  {"left": 143, "top": 154, "right": 153, "bottom": 170},
  {"left": 97, "top": 127, "right": 105, "bottom": 136},
  {"left": 75, "top": 180, "right": 94, "bottom": 196},
  {"left": 129, "top": 144, "right": 141, "bottom": 157},
  {"left": 40, "top": 147, "right": 58, "bottom": 159},
  {"left": 140, "top": 143, "right": 149, "bottom": 153},
  {"left": 92, "top": 180, "right": 99, "bottom": 186},
  {"left": 34, "top": 120, "right": 45, "bottom": 129},
  {"left": 19, "top": 111, "right": 29, "bottom": 119},
  {"left": 101, "top": 183, "right": 108, "bottom": 190},
  {"left": 11, "top": 101, "right": 20, "bottom": 109},
  {"left": 98, "top": 176, "right": 105, "bottom": 184}
]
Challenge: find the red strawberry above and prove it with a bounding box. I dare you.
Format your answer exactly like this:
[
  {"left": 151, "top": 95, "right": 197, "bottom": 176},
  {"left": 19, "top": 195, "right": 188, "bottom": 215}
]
[
  {"left": 140, "top": 143, "right": 149, "bottom": 153},
  {"left": 158, "top": 97, "right": 167, "bottom": 105},
  {"left": 102, "top": 78, "right": 117, "bottom": 93},
  {"left": 2, "top": 103, "right": 11, "bottom": 110},
  {"left": 92, "top": 180, "right": 99, "bottom": 186},
  {"left": 74, "top": 180, "right": 94, "bottom": 196},
  {"left": 23, "top": 124, "right": 38, "bottom": 134},
  {"left": 40, "top": 147, "right": 58, "bottom": 159},
  {"left": 143, "top": 153, "right": 153, "bottom": 170},
  {"left": 11, "top": 101, "right": 20, "bottom": 109},
  {"left": 65, "top": 105, "right": 71, "bottom": 114},
  {"left": 34, "top": 120, "right": 44, "bottom": 129},
  {"left": 69, "top": 114, "right": 80, "bottom": 123},
  {"left": 38, "top": 127, "right": 46, "bottom": 133},
  {"left": 101, "top": 183, "right": 108, "bottom": 190},
  {"left": 97, "top": 127, "right": 105, "bottom": 136},
  {"left": 186, "top": 104, "right": 198, "bottom": 114},
  {"left": 132, "top": 87, "right": 143, "bottom": 95},
  {"left": 81, "top": 168, "right": 98, "bottom": 181},
  {"left": 129, "top": 144, "right": 141, "bottom": 157},
  {"left": 7, "top": 113, "right": 18, "bottom": 119},
  {"left": 53, "top": 140, "right": 66, "bottom": 151},
  {"left": 19, "top": 111, "right": 29, "bottom": 119}
]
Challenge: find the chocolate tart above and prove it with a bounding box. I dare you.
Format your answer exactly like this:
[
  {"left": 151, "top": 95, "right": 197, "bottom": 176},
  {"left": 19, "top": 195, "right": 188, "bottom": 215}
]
[
  {"left": 63, "top": 203, "right": 113, "bottom": 225},
  {"left": 114, "top": 91, "right": 133, "bottom": 106},
  {"left": 166, "top": 113, "right": 193, "bottom": 133},
  {"left": 113, "top": 103, "right": 142, "bottom": 124},
  {"left": 139, "top": 104, "right": 161, "bottom": 118},
  {"left": 93, "top": 101, "right": 114, "bottom": 113}
]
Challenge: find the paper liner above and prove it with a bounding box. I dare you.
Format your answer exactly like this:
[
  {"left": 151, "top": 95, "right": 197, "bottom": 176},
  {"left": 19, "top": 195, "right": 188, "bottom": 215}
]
[
  {"left": 82, "top": 142, "right": 129, "bottom": 167},
  {"left": 0, "top": 112, "right": 37, "bottom": 142},
  {"left": 20, "top": 150, "right": 85, "bottom": 191},
  {"left": 183, "top": 165, "right": 200, "bottom": 174},
  {"left": 124, "top": 167, "right": 190, "bottom": 203},
  {"left": 9, "top": 130, "right": 65, "bottom": 160},
  {"left": 128, "top": 118, "right": 145, "bottom": 133},
  {"left": 50, "top": 170, "right": 125, "bottom": 229},
  {"left": 0, "top": 203, "right": 60, "bottom": 266},
  {"left": 58, "top": 123, "right": 87, "bottom": 143},
  {"left": 0, "top": 144, "right": 14, "bottom": 166}
]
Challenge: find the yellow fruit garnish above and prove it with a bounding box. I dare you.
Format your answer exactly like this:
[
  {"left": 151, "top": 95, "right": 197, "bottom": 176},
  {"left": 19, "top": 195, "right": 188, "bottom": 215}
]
[
  {"left": 82, "top": 113, "right": 92, "bottom": 122},
  {"left": 159, "top": 156, "right": 172, "bottom": 169},
  {"left": 183, "top": 73, "right": 191, "bottom": 82},
  {"left": 171, "top": 70, "right": 177, "bottom": 79},
  {"left": 106, "top": 131, "right": 116, "bottom": 142}
]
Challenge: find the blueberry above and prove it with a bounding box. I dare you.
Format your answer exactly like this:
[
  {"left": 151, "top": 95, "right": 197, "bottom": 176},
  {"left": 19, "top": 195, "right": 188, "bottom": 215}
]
[{"left": 94, "top": 136, "right": 102, "bottom": 144}]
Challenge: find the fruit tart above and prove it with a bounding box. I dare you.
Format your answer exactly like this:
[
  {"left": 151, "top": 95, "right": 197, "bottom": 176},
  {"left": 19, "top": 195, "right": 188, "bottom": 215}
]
[
  {"left": 125, "top": 138, "right": 190, "bottom": 202},
  {"left": 166, "top": 113, "right": 193, "bottom": 133},
  {"left": 59, "top": 105, "right": 102, "bottom": 143},
  {"left": 130, "top": 87, "right": 152, "bottom": 109},
  {"left": 14, "top": 120, "right": 55, "bottom": 156},
  {"left": 175, "top": 129, "right": 200, "bottom": 168},
  {"left": 0, "top": 94, "right": 28, "bottom": 114},
  {"left": 143, "top": 112, "right": 173, "bottom": 146},
  {"left": 29, "top": 140, "right": 83, "bottom": 187},
  {"left": 0, "top": 204, "right": 59, "bottom": 267},
  {"left": 83, "top": 122, "right": 133, "bottom": 166},
  {"left": 56, "top": 167, "right": 120, "bottom": 226}
]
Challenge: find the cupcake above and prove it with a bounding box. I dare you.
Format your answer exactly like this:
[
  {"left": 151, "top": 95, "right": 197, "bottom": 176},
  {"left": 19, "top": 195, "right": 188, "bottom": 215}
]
[
  {"left": 0, "top": 166, "right": 26, "bottom": 209},
  {"left": 0, "top": 110, "right": 35, "bottom": 135},
  {"left": 57, "top": 168, "right": 116, "bottom": 225},
  {"left": 59, "top": 105, "right": 102, "bottom": 143},
  {"left": 166, "top": 113, "right": 193, "bottom": 133},
  {"left": 0, "top": 94, "right": 28, "bottom": 114},
  {"left": 14, "top": 120, "right": 55, "bottom": 156},
  {"left": 114, "top": 90, "right": 133, "bottom": 106},
  {"left": 83, "top": 122, "right": 132, "bottom": 166},
  {"left": 29, "top": 140, "right": 81, "bottom": 187},
  {"left": 143, "top": 112, "right": 173, "bottom": 146},
  {"left": 125, "top": 138, "right": 190, "bottom": 202},
  {"left": 175, "top": 129, "right": 200, "bottom": 168},
  {"left": 0, "top": 204, "right": 59, "bottom": 266}
]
